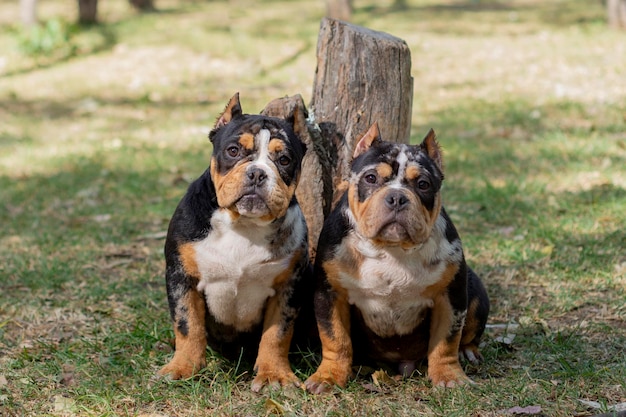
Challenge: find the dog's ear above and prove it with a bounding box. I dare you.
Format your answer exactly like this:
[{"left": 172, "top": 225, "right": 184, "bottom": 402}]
[
  {"left": 420, "top": 128, "right": 443, "bottom": 172},
  {"left": 353, "top": 122, "right": 381, "bottom": 159},
  {"left": 285, "top": 106, "right": 308, "bottom": 157},
  {"left": 210, "top": 93, "right": 242, "bottom": 141}
]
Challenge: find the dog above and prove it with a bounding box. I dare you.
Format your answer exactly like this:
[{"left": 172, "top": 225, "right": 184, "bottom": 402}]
[
  {"left": 304, "top": 123, "right": 489, "bottom": 393},
  {"left": 158, "top": 93, "right": 310, "bottom": 392}
]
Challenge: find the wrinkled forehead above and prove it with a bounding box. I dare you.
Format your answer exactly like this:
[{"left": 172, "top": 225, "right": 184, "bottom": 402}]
[
  {"left": 218, "top": 117, "right": 291, "bottom": 149},
  {"left": 352, "top": 143, "right": 440, "bottom": 179}
]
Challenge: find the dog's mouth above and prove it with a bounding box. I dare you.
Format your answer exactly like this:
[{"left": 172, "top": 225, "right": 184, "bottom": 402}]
[
  {"left": 373, "top": 213, "right": 429, "bottom": 246},
  {"left": 377, "top": 221, "right": 411, "bottom": 243},
  {"left": 234, "top": 192, "right": 270, "bottom": 217}
]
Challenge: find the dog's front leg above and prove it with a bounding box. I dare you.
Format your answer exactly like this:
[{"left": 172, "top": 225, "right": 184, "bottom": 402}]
[
  {"left": 304, "top": 286, "right": 352, "bottom": 394},
  {"left": 426, "top": 292, "right": 471, "bottom": 387},
  {"left": 251, "top": 285, "right": 301, "bottom": 392},
  {"left": 159, "top": 270, "right": 208, "bottom": 379}
]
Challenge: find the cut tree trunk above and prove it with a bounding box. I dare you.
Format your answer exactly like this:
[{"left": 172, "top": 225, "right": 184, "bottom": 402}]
[
  {"left": 262, "top": 19, "right": 414, "bottom": 261},
  {"left": 309, "top": 17, "right": 413, "bottom": 205}
]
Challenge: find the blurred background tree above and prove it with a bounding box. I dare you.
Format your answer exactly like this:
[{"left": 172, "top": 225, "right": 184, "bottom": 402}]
[
  {"left": 607, "top": 0, "right": 626, "bottom": 28},
  {"left": 19, "top": 0, "right": 155, "bottom": 26}
]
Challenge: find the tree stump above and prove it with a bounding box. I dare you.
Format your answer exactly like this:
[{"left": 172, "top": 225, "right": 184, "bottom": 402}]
[
  {"left": 261, "top": 19, "right": 413, "bottom": 261},
  {"left": 309, "top": 17, "right": 413, "bottom": 205}
]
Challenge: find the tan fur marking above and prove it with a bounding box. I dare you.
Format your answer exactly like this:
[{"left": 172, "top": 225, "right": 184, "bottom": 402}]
[
  {"left": 252, "top": 290, "right": 301, "bottom": 391},
  {"left": 178, "top": 242, "right": 200, "bottom": 279},
  {"left": 239, "top": 133, "right": 255, "bottom": 151},
  {"left": 422, "top": 263, "right": 459, "bottom": 300},
  {"left": 272, "top": 250, "right": 303, "bottom": 287},
  {"left": 158, "top": 290, "right": 207, "bottom": 379},
  {"left": 210, "top": 159, "right": 247, "bottom": 209},
  {"left": 268, "top": 138, "right": 285, "bottom": 154},
  {"left": 306, "top": 295, "right": 352, "bottom": 389},
  {"left": 461, "top": 297, "right": 480, "bottom": 346},
  {"left": 405, "top": 164, "right": 421, "bottom": 181},
  {"left": 376, "top": 163, "right": 393, "bottom": 179},
  {"left": 427, "top": 294, "right": 470, "bottom": 386}
]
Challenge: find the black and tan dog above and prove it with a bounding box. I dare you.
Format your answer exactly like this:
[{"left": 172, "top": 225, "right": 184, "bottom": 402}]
[
  {"left": 158, "top": 93, "right": 310, "bottom": 392},
  {"left": 304, "top": 123, "right": 489, "bottom": 393}
]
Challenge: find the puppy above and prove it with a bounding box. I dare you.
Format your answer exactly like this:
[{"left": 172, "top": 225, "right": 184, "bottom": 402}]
[
  {"left": 304, "top": 123, "right": 489, "bottom": 393},
  {"left": 158, "top": 93, "right": 310, "bottom": 392}
]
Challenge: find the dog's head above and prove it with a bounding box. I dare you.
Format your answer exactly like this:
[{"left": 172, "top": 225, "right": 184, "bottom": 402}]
[
  {"left": 347, "top": 123, "right": 444, "bottom": 248},
  {"left": 208, "top": 93, "right": 306, "bottom": 222}
]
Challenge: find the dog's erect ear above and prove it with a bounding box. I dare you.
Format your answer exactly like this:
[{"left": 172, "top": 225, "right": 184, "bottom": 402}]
[
  {"left": 209, "top": 93, "right": 243, "bottom": 142},
  {"left": 215, "top": 93, "right": 243, "bottom": 129},
  {"left": 420, "top": 128, "right": 443, "bottom": 172},
  {"left": 353, "top": 122, "right": 381, "bottom": 159}
]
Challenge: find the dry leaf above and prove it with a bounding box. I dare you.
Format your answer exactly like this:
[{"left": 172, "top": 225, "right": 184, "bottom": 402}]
[
  {"left": 264, "top": 398, "right": 285, "bottom": 415},
  {"left": 53, "top": 395, "right": 75, "bottom": 412},
  {"left": 372, "top": 369, "right": 398, "bottom": 387},
  {"left": 504, "top": 405, "right": 542, "bottom": 415}
]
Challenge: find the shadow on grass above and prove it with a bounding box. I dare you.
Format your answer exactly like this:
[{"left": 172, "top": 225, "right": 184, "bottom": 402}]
[{"left": 357, "top": 0, "right": 606, "bottom": 30}]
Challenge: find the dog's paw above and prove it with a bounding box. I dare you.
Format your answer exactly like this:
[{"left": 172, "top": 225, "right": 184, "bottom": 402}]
[
  {"left": 428, "top": 363, "right": 474, "bottom": 388},
  {"left": 158, "top": 357, "right": 206, "bottom": 380},
  {"left": 304, "top": 363, "right": 350, "bottom": 394},
  {"left": 459, "top": 343, "right": 484, "bottom": 365},
  {"left": 250, "top": 368, "right": 303, "bottom": 393}
]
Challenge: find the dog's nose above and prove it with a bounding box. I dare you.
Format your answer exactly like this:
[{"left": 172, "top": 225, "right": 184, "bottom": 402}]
[
  {"left": 385, "top": 191, "right": 409, "bottom": 211},
  {"left": 247, "top": 167, "right": 267, "bottom": 186}
]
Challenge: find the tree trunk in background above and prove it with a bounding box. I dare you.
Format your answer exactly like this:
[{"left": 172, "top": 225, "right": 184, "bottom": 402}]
[
  {"left": 325, "top": 0, "right": 352, "bottom": 21},
  {"left": 20, "top": 0, "right": 38, "bottom": 27},
  {"left": 78, "top": 0, "right": 98, "bottom": 24},
  {"left": 310, "top": 18, "right": 413, "bottom": 205},
  {"left": 607, "top": 0, "right": 626, "bottom": 28},
  {"left": 129, "top": 0, "right": 155, "bottom": 12},
  {"left": 261, "top": 19, "right": 413, "bottom": 261}
]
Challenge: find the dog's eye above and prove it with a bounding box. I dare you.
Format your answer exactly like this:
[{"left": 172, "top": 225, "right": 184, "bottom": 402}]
[
  {"left": 417, "top": 179, "right": 431, "bottom": 191},
  {"left": 278, "top": 155, "right": 291, "bottom": 166},
  {"left": 226, "top": 146, "right": 240, "bottom": 158},
  {"left": 364, "top": 174, "right": 377, "bottom": 184}
]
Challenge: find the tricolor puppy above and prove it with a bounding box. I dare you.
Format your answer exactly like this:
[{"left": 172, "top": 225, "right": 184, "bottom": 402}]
[
  {"left": 158, "top": 93, "right": 310, "bottom": 392},
  {"left": 304, "top": 123, "right": 489, "bottom": 393}
]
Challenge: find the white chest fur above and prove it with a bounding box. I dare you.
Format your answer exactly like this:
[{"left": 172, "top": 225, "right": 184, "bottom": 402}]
[
  {"left": 340, "top": 215, "right": 462, "bottom": 337},
  {"left": 194, "top": 209, "right": 294, "bottom": 331}
]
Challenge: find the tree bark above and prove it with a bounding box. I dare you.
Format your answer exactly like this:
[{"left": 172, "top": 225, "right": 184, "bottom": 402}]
[
  {"left": 78, "top": 0, "right": 98, "bottom": 24},
  {"left": 261, "top": 20, "right": 414, "bottom": 261},
  {"left": 607, "top": 0, "right": 626, "bottom": 29},
  {"left": 309, "top": 17, "right": 413, "bottom": 205}
]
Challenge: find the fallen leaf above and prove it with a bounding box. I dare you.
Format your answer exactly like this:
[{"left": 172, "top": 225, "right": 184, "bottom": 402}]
[
  {"left": 504, "top": 405, "right": 542, "bottom": 415},
  {"left": 264, "top": 398, "right": 285, "bottom": 415},
  {"left": 53, "top": 395, "right": 75, "bottom": 412},
  {"left": 372, "top": 369, "right": 398, "bottom": 387}
]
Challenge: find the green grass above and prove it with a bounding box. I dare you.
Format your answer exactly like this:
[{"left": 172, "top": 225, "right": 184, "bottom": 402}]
[{"left": 1, "top": 0, "right": 625, "bottom": 415}]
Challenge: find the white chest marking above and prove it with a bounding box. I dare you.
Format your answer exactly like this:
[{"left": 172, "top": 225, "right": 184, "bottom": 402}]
[
  {"left": 340, "top": 215, "right": 461, "bottom": 337},
  {"left": 194, "top": 209, "right": 291, "bottom": 331}
]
